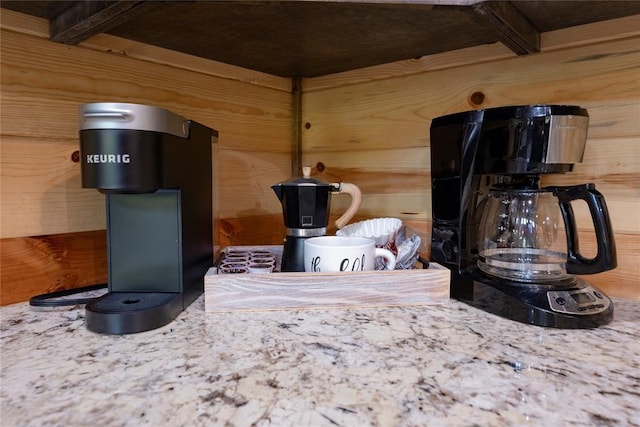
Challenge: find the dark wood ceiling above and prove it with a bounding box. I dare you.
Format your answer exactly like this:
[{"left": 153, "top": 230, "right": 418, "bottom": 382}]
[{"left": 3, "top": 1, "right": 640, "bottom": 77}]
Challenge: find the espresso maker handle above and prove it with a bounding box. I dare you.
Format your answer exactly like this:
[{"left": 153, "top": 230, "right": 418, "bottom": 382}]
[
  {"left": 334, "top": 183, "right": 362, "bottom": 229},
  {"left": 552, "top": 184, "right": 617, "bottom": 275}
]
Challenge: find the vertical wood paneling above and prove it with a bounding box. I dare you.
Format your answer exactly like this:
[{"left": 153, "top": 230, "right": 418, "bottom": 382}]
[
  {"left": 1, "top": 10, "right": 639, "bottom": 304},
  {"left": 0, "top": 12, "right": 291, "bottom": 304},
  {"left": 1, "top": 22, "right": 292, "bottom": 240},
  {"left": 0, "top": 231, "right": 107, "bottom": 306},
  {"left": 302, "top": 29, "right": 640, "bottom": 299}
]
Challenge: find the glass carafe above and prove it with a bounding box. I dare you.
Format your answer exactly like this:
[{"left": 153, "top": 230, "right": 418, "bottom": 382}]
[{"left": 477, "top": 183, "right": 617, "bottom": 283}]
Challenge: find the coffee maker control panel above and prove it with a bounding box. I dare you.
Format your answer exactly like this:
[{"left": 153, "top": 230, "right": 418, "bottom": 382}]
[{"left": 547, "top": 287, "right": 611, "bottom": 315}]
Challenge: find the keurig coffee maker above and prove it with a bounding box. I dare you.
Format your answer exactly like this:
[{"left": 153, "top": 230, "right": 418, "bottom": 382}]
[
  {"left": 429, "top": 105, "right": 617, "bottom": 328},
  {"left": 79, "top": 102, "right": 218, "bottom": 334}
]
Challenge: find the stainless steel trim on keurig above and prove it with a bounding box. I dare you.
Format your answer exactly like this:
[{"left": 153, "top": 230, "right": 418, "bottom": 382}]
[
  {"left": 286, "top": 227, "right": 327, "bottom": 237},
  {"left": 546, "top": 114, "right": 589, "bottom": 164},
  {"left": 79, "top": 103, "right": 189, "bottom": 138}
]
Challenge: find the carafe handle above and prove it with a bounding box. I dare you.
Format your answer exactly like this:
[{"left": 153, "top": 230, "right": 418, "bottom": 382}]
[
  {"left": 550, "top": 184, "right": 617, "bottom": 275},
  {"left": 333, "top": 183, "right": 362, "bottom": 229}
]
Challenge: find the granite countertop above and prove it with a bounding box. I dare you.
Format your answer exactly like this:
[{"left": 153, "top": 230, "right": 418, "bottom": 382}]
[{"left": 1, "top": 295, "right": 639, "bottom": 426}]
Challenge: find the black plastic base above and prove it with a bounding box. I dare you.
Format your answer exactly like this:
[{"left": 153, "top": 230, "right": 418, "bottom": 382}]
[
  {"left": 85, "top": 292, "right": 184, "bottom": 334},
  {"left": 453, "top": 274, "right": 614, "bottom": 329}
]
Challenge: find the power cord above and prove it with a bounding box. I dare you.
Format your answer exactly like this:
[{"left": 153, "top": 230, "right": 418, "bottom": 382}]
[{"left": 29, "top": 283, "right": 107, "bottom": 307}]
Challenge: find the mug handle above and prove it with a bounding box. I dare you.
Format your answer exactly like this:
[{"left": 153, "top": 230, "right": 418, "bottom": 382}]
[
  {"left": 549, "top": 184, "right": 617, "bottom": 275},
  {"left": 334, "top": 182, "right": 362, "bottom": 229},
  {"left": 375, "top": 248, "right": 396, "bottom": 270}
]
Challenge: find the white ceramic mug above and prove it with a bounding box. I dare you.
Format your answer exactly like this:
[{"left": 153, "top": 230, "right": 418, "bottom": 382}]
[{"left": 304, "top": 236, "right": 396, "bottom": 272}]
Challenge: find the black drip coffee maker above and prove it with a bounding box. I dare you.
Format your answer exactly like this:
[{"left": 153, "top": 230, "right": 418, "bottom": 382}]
[
  {"left": 272, "top": 167, "right": 361, "bottom": 272},
  {"left": 79, "top": 103, "right": 218, "bottom": 334},
  {"left": 429, "top": 105, "right": 617, "bottom": 328}
]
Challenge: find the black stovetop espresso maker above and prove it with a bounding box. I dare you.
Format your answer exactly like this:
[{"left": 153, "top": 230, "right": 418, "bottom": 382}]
[
  {"left": 79, "top": 102, "right": 218, "bottom": 334},
  {"left": 272, "top": 167, "right": 361, "bottom": 272},
  {"left": 429, "top": 105, "right": 617, "bottom": 328}
]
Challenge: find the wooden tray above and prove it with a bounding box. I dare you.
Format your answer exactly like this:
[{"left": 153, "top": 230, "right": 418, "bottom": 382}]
[{"left": 204, "top": 246, "right": 450, "bottom": 313}]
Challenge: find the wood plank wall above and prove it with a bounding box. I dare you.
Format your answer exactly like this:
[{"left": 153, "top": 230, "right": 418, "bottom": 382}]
[
  {"left": 301, "top": 15, "right": 640, "bottom": 300},
  {"left": 0, "top": 10, "right": 291, "bottom": 305},
  {"left": 1, "top": 10, "right": 638, "bottom": 304}
]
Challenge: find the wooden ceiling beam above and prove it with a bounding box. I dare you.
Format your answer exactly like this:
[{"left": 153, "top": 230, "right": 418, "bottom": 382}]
[
  {"left": 470, "top": 1, "right": 540, "bottom": 55},
  {"left": 50, "top": 0, "right": 154, "bottom": 44}
]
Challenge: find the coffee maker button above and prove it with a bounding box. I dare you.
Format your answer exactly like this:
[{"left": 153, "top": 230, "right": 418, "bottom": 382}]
[
  {"left": 556, "top": 297, "right": 567, "bottom": 306},
  {"left": 577, "top": 306, "right": 587, "bottom": 312},
  {"left": 594, "top": 291, "right": 604, "bottom": 299}
]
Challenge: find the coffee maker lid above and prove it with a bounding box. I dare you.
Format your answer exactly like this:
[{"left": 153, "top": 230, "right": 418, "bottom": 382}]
[
  {"left": 276, "top": 166, "right": 333, "bottom": 187},
  {"left": 484, "top": 104, "right": 588, "bottom": 120},
  {"left": 79, "top": 102, "right": 189, "bottom": 138},
  {"left": 431, "top": 104, "right": 588, "bottom": 126}
]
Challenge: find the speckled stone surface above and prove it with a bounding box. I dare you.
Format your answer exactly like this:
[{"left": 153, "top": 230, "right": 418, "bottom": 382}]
[{"left": 2, "top": 296, "right": 639, "bottom": 426}]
